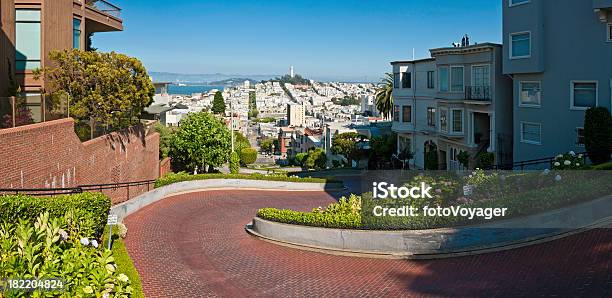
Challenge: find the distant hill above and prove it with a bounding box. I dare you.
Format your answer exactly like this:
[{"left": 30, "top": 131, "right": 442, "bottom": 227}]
[
  {"left": 149, "top": 72, "right": 278, "bottom": 84},
  {"left": 208, "top": 78, "right": 256, "bottom": 86}
]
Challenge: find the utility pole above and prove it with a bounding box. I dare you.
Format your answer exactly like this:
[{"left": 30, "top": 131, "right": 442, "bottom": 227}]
[{"left": 231, "top": 95, "right": 235, "bottom": 153}]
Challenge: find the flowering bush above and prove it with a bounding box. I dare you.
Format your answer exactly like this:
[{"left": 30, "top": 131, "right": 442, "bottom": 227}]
[
  {"left": 552, "top": 151, "right": 585, "bottom": 170},
  {"left": 408, "top": 174, "right": 460, "bottom": 207},
  {"left": 312, "top": 195, "right": 361, "bottom": 216},
  {"left": 0, "top": 212, "right": 134, "bottom": 297}
]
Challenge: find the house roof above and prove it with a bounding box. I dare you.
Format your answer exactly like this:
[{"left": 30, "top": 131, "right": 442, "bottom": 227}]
[{"left": 145, "top": 104, "right": 175, "bottom": 115}]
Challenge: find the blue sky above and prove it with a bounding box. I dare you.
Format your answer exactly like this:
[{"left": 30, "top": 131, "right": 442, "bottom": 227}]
[{"left": 95, "top": 0, "right": 502, "bottom": 80}]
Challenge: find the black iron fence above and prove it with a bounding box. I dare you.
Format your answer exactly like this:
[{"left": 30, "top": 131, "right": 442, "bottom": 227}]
[
  {"left": 0, "top": 179, "right": 156, "bottom": 203},
  {"left": 465, "top": 86, "right": 491, "bottom": 101}
]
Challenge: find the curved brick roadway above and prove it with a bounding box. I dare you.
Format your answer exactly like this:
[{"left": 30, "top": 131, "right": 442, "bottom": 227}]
[{"left": 123, "top": 190, "right": 612, "bottom": 297}]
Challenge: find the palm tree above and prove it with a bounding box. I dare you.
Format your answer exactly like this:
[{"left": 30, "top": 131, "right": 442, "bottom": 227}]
[{"left": 375, "top": 73, "right": 394, "bottom": 119}]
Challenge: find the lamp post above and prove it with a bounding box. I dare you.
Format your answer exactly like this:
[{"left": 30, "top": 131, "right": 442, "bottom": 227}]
[{"left": 230, "top": 93, "right": 235, "bottom": 153}]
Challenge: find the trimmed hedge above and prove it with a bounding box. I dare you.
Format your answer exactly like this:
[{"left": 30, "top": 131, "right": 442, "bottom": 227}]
[
  {"left": 154, "top": 172, "right": 339, "bottom": 188},
  {"left": 257, "top": 208, "right": 361, "bottom": 229},
  {"left": 257, "top": 171, "right": 612, "bottom": 231},
  {"left": 0, "top": 192, "right": 111, "bottom": 237},
  {"left": 240, "top": 148, "right": 258, "bottom": 165}
]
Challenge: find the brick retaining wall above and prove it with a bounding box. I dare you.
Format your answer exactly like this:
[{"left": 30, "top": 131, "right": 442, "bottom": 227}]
[{"left": 0, "top": 118, "right": 160, "bottom": 204}]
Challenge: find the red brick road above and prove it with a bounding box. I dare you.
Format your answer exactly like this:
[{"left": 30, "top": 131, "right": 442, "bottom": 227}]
[{"left": 123, "top": 190, "right": 612, "bottom": 297}]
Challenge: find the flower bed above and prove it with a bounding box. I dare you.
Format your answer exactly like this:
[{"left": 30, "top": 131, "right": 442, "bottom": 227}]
[
  {"left": 154, "top": 172, "right": 339, "bottom": 188},
  {"left": 257, "top": 170, "right": 612, "bottom": 230},
  {"left": 0, "top": 212, "right": 134, "bottom": 297}
]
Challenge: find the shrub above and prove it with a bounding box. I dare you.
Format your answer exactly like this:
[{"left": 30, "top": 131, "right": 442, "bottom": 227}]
[
  {"left": 257, "top": 195, "right": 362, "bottom": 229},
  {"left": 0, "top": 212, "right": 134, "bottom": 297},
  {"left": 584, "top": 107, "right": 612, "bottom": 164},
  {"left": 476, "top": 152, "right": 495, "bottom": 169},
  {"left": 154, "top": 172, "right": 337, "bottom": 188},
  {"left": 240, "top": 148, "right": 258, "bottom": 165},
  {"left": 552, "top": 152, "right": 586, "bottom": 170},
  {"left": 0, "top": 192, "right": 111, "bottom": 238},
  {"left": 457, "top": 151, "right": 470, "bottom": 169},
  {"left": 230, "top": 151, "right": 240, "bottom": 174}
]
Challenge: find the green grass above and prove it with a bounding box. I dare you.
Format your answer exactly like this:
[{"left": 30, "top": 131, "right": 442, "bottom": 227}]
[
  {"left": 103, "top": 226, "right": 145, "bottom": 298},
  {"left": 155, "top": 172, "right": 340, "bottom": 188}
]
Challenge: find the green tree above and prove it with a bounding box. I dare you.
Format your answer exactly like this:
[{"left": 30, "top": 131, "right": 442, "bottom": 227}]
[
  {"left": 229, "top": 151, "right": 240, "bottom": 174},
  {"left": 234, "top": 131, "right": 251, "bottom": 153},
  {"left": 368, "top": 133, "right": 397, "bottom": 169},
  {"left": 169, "top": 112, "right": 231, "bottom": 173},
  {"left": 304, "top": 148, "right": 327, "bottom": 170},
  {"left": 584, "top": 107, "right": 612, "bottom": 164},
  {"left": 331, "top": 132, "right": 367, "bottom": 166},
  {"left": 260, "top": 138, "right": 274, "bottom": 154},
  {"left": 212, "top": 91, "right": 226, "bottom": 114},
  {"left": 34, "top": 49, "right": 155, "bottom": 131},
  {"left": 295, "top": 152, "right": 308, "bottom": 167},
  {"left": 375, "top": 73, "right": 394, "bottom": 119},
  {"left": 154, "top": 122, "right": 175, "bottom": 160}
]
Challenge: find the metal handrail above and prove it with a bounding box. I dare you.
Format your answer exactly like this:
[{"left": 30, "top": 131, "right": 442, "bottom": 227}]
[
  {"left": 85, "top": 0, "right": 122, "bottom": 19},
  {"left": 0, "top": 179, "right": 155, "bottom": 202}
]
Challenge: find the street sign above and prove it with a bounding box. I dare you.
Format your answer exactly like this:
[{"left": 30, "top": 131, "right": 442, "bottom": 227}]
[
  {"left": 107, "top": 214, "right": 118, "bottom": 225},
  {"left": 463, "top": 185, "right": 474, "bottom": 197}
]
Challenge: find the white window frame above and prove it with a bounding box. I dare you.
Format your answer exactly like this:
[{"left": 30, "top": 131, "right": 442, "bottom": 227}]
[
  {"left": 607, "top": 23, "right": 612, "bottom": 42},
  {"left": 570, "top": 80, "right": 598, "bottom": 111},
  {"left": 576, "top": 127, "right": 585, "bottom": 147},
  {"left": 438, "top": 66, "right": 449, "bottom": 92},
  {"left": 520, "top": 121, "right": 542, "bottom": 145},
  {"left": 518, "top": 81, "right": 542, "bottom": 108},
  {"left": 509, "top": 0, "right": 530, "bottom": 7},
  {"left": 510, "top": 31, "right": 531, "bottom": 59},
  {"left": 450, "top": 108, "right": 464, "bottom": 134},
  {"left": 450, "top": 66, "right": 465, "bottom": 93},
  {"left": 439, "top": 108, "right": 449, "bottom": 133}
]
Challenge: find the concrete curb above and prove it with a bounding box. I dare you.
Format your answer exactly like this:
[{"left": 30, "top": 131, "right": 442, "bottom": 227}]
[
  {"left": 247, "top": 195, "right": 612, "bottom": 259},
  {"left": 110, "top": 179, "right": 343, "bottom": 222}
]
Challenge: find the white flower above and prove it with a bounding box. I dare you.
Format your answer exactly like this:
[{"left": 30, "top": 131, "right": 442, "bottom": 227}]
[
  {"left": 80, "top": 238, "right": 90, "bottom": 246},
  {"left": 578, "top": 154, "right": 583, "bottom": 159},
  {"left": 117, "top": 273, "right": 129, "bottom": 283},
  {"left": 564, "top": 160, "right": 571, "bottom": 166},
  {"left": 576, "top": 163, "right": 581, "bottom": 167},
  {"left": 117, "top": 223, "right": 128, "bottom": 239},
  {"left": 569, "top": 151, "right": 576, "bottom": 156},
  {"left": 543, "top": 169, "right": 551, "bottom": 175},
  {"left": 554, "top": 162, "right": 561, "bottom": 167},
  {"left": 58, "top": 229, "right": 68, "bottom": 241},
  {"left": 556, "top": 154, "right": 563, "bottom": 159},
  {"left": 555, "top": 175, "right": 562, "bottom": 182},
  {"left": 102, "top": 293, "right": 110, "bottom": 298},
  {"left": 91, "top": 240, "right": 99, "bottom": 248},
  {"left": 105, "top": 264, "right": 116, "bottom": 273}
]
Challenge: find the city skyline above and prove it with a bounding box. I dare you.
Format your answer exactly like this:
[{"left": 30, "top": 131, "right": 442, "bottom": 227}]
[{"left": 94, "top": 0, "right": 502, "bottom": 80}]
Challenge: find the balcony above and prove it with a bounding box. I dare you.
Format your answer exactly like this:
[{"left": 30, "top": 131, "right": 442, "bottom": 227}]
[
  {"left": 86, "top": 0, "right": 121, "bottom": 19},
  {"left": 465, "top": 86, "right": 491, "bottom": 102},
  {"left": 84, "top": 0, "right": 123, "bottom": 32}
]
